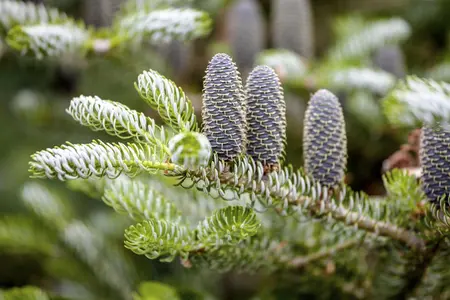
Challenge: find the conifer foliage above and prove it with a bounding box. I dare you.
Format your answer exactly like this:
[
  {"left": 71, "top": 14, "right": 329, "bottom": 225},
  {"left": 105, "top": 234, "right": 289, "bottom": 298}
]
[
  {"left": 0, "top": 0, "right": 212, "bottom": 59},
  {"left": 6, "top": 1, "right": 450, "bottom": 299}
]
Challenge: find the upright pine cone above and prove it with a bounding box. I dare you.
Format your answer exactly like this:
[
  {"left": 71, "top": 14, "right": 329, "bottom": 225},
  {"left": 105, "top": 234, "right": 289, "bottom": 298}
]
[
  {"left": 245, "top": 65, "right": 286, "bottom": 166},
  {"left": 202, "top": 53, "right": 246, "bottom": 161},
  {"left": 303, "top": 89, "right": 347, "bottom": 187},
  {"left": 420, "top": 125, "right": 450, "bottom": 207}
]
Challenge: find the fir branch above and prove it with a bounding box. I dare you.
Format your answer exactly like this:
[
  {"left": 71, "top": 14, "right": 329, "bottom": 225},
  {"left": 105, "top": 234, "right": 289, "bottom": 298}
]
[
  {"left": 369, "top": 243, "right": 412, "bottom": 299},
  {"left": 102, "top": 176, "right": 182, "bottom": 223},
  {"left": 6, "top": 22, "right": 90, "bottom": 59},
  {"left": 0, "top": 0, "right": 68, "bottom": 30},
  {"left": 328, "top": 18, "right": 411, "bottom": 62},
  {"left": 21, "top": 182, "right": 73, "bottom": 228},
  {"left": 117, "top": 8, "right": 212, "bottom": 44},
  {"left": 135, "top": 69, "right": 198, "bottom": 132},
  {"left": 124, "top": 219, "right": 192, "bottom": 262},
  {"left": 329, "top": 68, "right": 396, "bottom": 95},
  {"left": 0, "top": 286, "right": 50, "bottom": 300},
  {"left": 29, "top": 140, "right": 179, "bottom": 181},
  {"left": 188, "top": 235, "right": 292, "bottom": 273},
  {"left": 309, "top": 198, "right": 425, "bottom": 251},
  {"left": 124, "top": 205, "right": 261, "bottom": 263},
  {"left": 383, "top": 169, "right": 424, "bottom": 202},
  {"left": 383, "top": 76, "right": 450, "bottom": 127},
  {"left": 147, "top": 175, "right": 232, "bottom": 226},
  {"left": 393, "top": 239, "right": 443, "bottom": 299},
  {"left": 63, "top": 221, "right": 136, "bottom": 299},
  {"left": 66, "top": 95, "right": 170, "bottom": 155},
  {"left": 264, "top": 214, "right": 362, "bottom": 252},
  {"left": 414, "top": 238, "right": 450, "bottom": 297},
  {"left": 88, "top": 210, "right": 132, "bottom": 239},
  {"left": 20, "top": 182, "right": 136, "bottom": 298},
  {"left": 184, "top": 156, "right": 426, "bottom": 251},
  {"left": 119, "top": 0, "right": 194, "bottom": 16},
  {"left": 195, "top": 206, "right": 260, "bottom": 247},
  {"left": 428, "top": 201, "right": 450, "bottom": 233},
  {"left": 382, "top": 169, "right": 426, "bottom": 228}
]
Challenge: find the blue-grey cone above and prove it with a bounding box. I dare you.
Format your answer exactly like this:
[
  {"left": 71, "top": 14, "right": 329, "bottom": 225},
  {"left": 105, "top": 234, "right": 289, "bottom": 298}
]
[
  {"left": 245, "top": 65, "right": 285, "bottom": 165},
  {"left": 202, "top": 53, "right": 246, "bottom": 161},
  {"left": 420, "top": 125, "right": 450, "bottom": 207},
  {"left": 303, "top": 89, "right": 347, "bottom": 187}
]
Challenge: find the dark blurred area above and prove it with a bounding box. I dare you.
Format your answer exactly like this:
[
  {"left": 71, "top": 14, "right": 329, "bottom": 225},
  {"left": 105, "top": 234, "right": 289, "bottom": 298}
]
[{"left": 1, "top": 0, "right": 450, "bottom": 298}]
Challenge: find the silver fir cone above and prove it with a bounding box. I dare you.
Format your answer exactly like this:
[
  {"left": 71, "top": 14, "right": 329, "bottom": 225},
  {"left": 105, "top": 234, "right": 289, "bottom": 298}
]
[
  {"left": 245, "top": 65, "right": 286, "bottom": 165},
  {"left": 226, "top": 0, "right": 265, "bottom": 77},
  {"left": 420, "top": 125, "right": 450, "bottom": 207},
  {"left": 202, "top": 53, "right": 246, "bottom": 161},
  {"left": 303, "top": 89, "right": 347, "bottom": 187},
  {"left": 372, "top": 45, "right": 406, "bottom": 78}
]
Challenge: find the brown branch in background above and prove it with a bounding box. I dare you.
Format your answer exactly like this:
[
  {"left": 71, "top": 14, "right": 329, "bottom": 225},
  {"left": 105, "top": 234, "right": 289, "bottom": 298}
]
[{"left": 382, "top": 128, "right": 422, "bottom": 177}]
